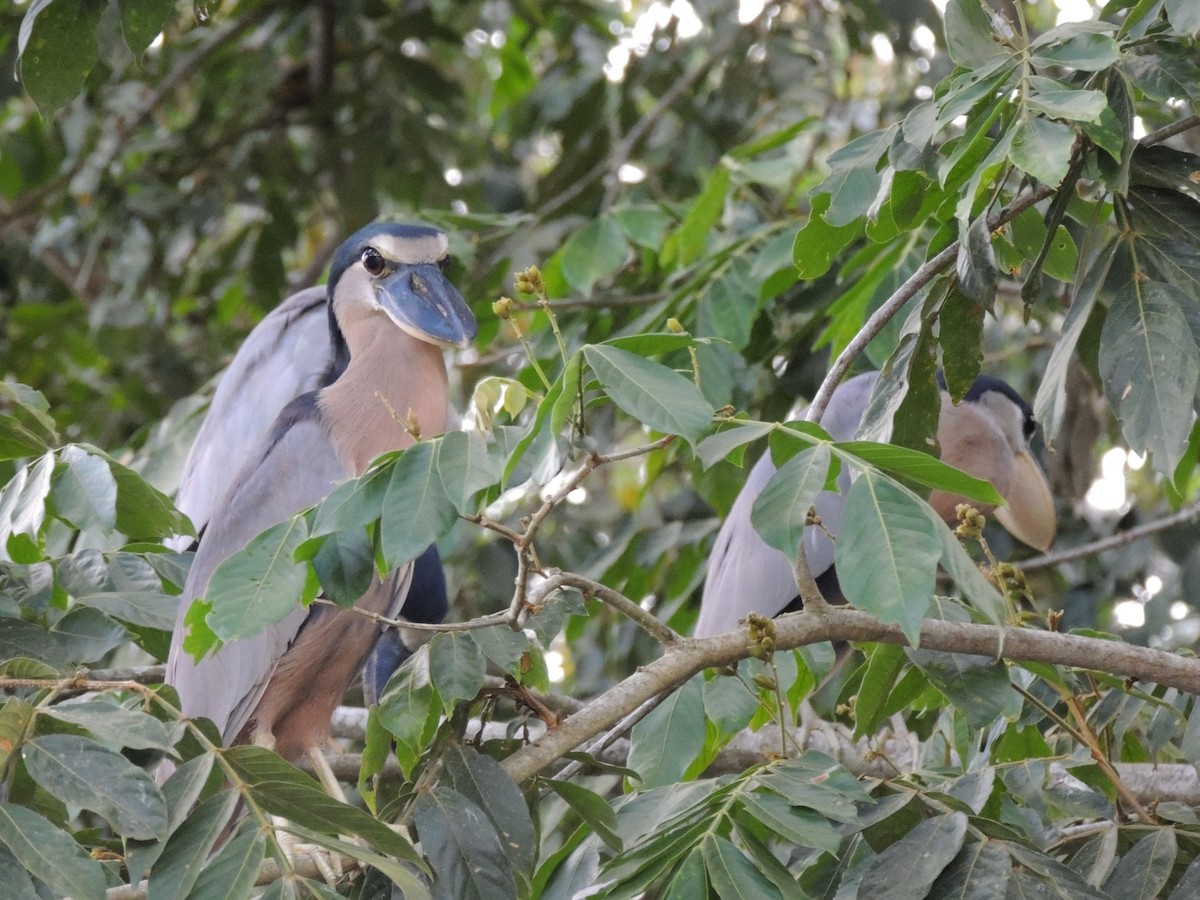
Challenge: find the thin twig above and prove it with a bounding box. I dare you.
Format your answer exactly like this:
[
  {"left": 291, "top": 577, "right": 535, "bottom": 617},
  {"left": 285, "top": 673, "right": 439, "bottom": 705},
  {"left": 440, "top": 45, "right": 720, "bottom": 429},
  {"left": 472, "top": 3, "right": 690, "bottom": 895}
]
[
  {"left": 1021, "top": 499, "right": 1200, "bottom": 571},
  {"left": 533, "top": 569, "right": 680, "bottom": 645}
]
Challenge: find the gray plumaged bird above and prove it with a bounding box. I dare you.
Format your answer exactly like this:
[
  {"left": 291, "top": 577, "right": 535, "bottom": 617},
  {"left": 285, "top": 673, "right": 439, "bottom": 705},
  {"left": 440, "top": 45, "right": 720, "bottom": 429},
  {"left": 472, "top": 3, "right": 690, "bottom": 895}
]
[
  {"left": 165, "top": 222, "right": 475, "bottom": 771},
  {"left": 695, "top": 371, "right": 1056, "bottom": 637}
]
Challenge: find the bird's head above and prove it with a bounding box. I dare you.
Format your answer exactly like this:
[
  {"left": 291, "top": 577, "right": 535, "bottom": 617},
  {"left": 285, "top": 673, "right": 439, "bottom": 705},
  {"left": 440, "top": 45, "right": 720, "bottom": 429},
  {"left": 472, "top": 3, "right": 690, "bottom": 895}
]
[
  {"left": 326, "top": 222, "right": 477, "bottom": 351},
  {"left": 931, "top": 375, "right": 1057, "bottom": 552}
]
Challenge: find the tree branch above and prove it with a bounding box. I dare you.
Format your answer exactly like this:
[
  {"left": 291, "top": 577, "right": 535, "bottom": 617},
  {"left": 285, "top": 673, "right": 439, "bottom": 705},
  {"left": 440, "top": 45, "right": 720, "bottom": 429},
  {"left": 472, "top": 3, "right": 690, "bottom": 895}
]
[
  {"left": 500, "top": 606, "right": 1200, "bottom": 783},
  {"left": 1021, "top": 498, "right": 1200, "bottom": 571}
]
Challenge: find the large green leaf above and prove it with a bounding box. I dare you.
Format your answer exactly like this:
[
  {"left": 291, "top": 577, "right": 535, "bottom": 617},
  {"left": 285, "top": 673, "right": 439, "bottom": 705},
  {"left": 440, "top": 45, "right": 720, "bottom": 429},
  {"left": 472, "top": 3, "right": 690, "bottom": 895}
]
[
  {"left": 662, "top": 166, "right": 730, "bottom": 268},
  {"left": 750, "top": 444, "right": 831, "bottom": 556},
  {"left": 17, "top": 0, "right": 105, "bottom": 114},
  {"left": 582, "top": 344, "right": 713, "bottom": 445},
  {"left": 414, "top": 786, "right": 518, "bottom": 900},
  {"left": 39, "top": 699, "right": 174, "bottom": 751},
  {"left": 929, "top": 840, "right": 1012, "bottom": 899},
  {"left": 51, "top": 445, "right": 117, "bottom": 532},
  {"left": 381, "top": 440, "right": 458, "bottom": 570},
  {"left": 944, "top": 0, "right": 1005, "bottom": 67},
  {"left": 858, "top": 812, "right": 968, "bottom": 899},
  {"left": 22, "top": 733, "right": 168, "bottom": 840},
  {"left": 0, "top": 803, "right": 106, "bottom": 900},
  {"left": 1103, "top": 827, "right": 1177, "bottom": 900},
  {"left": 437, "top": 430, "right": 504, "bottom": 512},
  {"left": 147, "top": 792, "right": 240, "bottom": 900},
  {"left": 1099, "top": 280, "right": 1200, "bottom": 473},
  {"left": 559, "top": 217, "right": 630, "bottom": 295},
  {"left": 627, "top": 676, "right": 705, "bottom": 788},
  {"left": 428, "top": 631, "right": 486, "bottom": 711},
  {"left": 206, "top": 516, "right": 311, "bottom": 642},
  {"left": 223, "top": 745, "right": 422, "bottom": 862},
  {"left": 834, "top": 441, "right": 1003, "bottom": 505},
  {"left": 187, "top": 822, "right": 265, "bottom": 900},
  {"left": 1010, "top": 117, "right": 1076, "bottom": 186},
  {"left": 701, "top": 833, "right": 786, "bottom": 900},
  {"left": 443, "top": 746, "right": 537, "bottom": 887},
  {"left": 834, "top": 470, "right": 941, "bottom": 644}
]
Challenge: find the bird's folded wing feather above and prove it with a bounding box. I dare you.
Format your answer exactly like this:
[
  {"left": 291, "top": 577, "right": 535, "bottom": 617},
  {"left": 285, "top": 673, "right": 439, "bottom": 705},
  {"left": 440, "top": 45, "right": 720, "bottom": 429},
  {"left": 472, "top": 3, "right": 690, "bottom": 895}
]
[
  {"left": 166, "top": 394, "right": 347, "bottom": 743},
  {"left": 172, "top": 287, "right": 331, "bottom": 549}
]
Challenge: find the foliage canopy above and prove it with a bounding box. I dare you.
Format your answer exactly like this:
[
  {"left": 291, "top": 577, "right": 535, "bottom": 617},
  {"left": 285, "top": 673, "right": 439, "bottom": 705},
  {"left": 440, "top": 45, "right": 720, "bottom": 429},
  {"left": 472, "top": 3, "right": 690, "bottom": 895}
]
[{"left": 4, "top": 0, "right": 1200, "bottom": 896}]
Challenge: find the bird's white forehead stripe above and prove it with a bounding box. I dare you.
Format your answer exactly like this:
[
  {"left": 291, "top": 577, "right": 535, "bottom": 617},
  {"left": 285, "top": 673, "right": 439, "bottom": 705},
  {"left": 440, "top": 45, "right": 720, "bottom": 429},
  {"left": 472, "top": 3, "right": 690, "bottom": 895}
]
[{"left": 370, "top": 233, "right": 449, "bottom": 264}]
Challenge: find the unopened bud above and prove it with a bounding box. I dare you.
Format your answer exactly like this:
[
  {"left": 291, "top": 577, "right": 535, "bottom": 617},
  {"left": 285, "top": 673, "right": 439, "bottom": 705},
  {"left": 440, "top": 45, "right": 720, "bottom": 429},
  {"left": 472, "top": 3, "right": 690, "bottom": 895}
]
[
  {"left": 492, "top": 296, "right": 514, "bottom": 319},
  {"left": 666, "top": 318, "right": 685, "bottom": 334}
]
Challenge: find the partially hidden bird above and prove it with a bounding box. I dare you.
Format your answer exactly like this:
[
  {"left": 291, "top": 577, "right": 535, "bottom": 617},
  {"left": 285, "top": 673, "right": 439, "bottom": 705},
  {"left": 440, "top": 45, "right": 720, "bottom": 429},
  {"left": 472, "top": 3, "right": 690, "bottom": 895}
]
[
  {"left": 695, "top": 371, "right": 1056, "bottom": 637},
  {"left": 165, "top": 222, "right": 475, "bottom": 773}
]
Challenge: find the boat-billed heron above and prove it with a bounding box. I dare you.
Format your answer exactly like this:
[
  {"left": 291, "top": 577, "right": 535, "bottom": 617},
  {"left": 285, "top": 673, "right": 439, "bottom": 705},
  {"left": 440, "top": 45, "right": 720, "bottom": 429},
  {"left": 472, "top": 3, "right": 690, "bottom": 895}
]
[
  {"left": 695, "top": 371, "right": 1056, "bottom": 637},
  {"left": 169, "top": 272, "right": 447, "bottom": 704},
  {"left": 165, "top": 222, "right": 475, "bottom": 769}
]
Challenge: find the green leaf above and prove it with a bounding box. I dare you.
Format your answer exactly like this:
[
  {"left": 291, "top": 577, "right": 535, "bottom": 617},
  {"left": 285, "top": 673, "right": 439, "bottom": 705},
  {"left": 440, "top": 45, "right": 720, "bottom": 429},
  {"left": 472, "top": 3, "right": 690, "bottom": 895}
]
[
  {"left": 739, "top": 793, "right": 842, "bottom": 854},
  {"left": 223, "top": 745, "right": 421, "bottom": 861},
  {"left": 559, "top": 217, "right": 630, "bottom": 295},
  {"left": 437, "top": 430, "right": 504, "bottom": 512},
  {"left": 310, "top": 528, "right": 373, "bottom": 608},
  {"left": 944, "top": 0, "right": 1005, "bottom": 67},
  {"left": 467, "top": 624, "right": 532, "bottom": 677},
  {"left": 662, "top": 166, "right": 730, "bottom": 268},
  {"left": 376, "top": 648, "right": 441, "bottom": 779},
  {"left": 444, "top": 746, "right": 537, "bottom": 886},
  {"left": 702, "top": 672, "right": 760, "bottom": 737},
  {"left": 834, "top": 442, "right": 1003, "bottom": 505},
  {"left": 1099, "top": 280, "right": 1200, "bottom": 472},
  {"left": 116, "top": 0, "right": 174, "bottom": 57},
  {"left": 187, "top": 822, "right": 265, "bottom": 900},
  {"left": 206, "top": 516, "right": 311, "bottom": 642},
  {"left": 0, "top": 803, "right": 106, "bottom": 900},
  {"left": 1032, "top": 31, "right": 1121, "bottom": 71},
  {"left": 750, "top": 444, "right": 831, "bottom": 556},
  {"left": 908, "top": 633, "right": 1020, "bottom": 729},
  {"left": 930, "top": 840, "right": 1012, "bottom": 899},
  {"left": 147, "top": 792, "right": 240, "bottom": 900},
  {"left": 1026, "top": 87, "right": 1109, "bottom": 123},
  {"left": 543, "top": 780, "right": 622, "bottom": 852},
  {"left": 858, "top": 812, "right": 968, "bottom": 899},
  {"left": 310, "top": 464, "right": 390, "bottom": 537},
  {"left": 697, "top": 422, "right": 776, "bottom": 470},
  {"left": 1165, "top": 0, "right": 1200, "bottom": 35},
  {"left": 853, "top": 643, "right": 908, "bottom": 738},
  {"left": 793, "top": 193, "right": 860, "bottom": 278},
  {"left": 628, "top": 676, "right": 705, "bottom": 788},
  {"left": 582, "top": 344, "right": 713, "bottom": 445},
  {"left": 1010, "top": 117, "right": 1076, "bottom": 186},
  {"left": 820, "top": 128, "right": 896, "bottom": 227},
  {"left": 280, "top": 822, "right": 431, "bottom": 899},
  {"left": 108, "top": 457, "right": 193, "bottom": 540},
  {"left": 22, "top": 733, "right": 168, "bottom": 840},
  {"left": 701, "top": 834, "right": 786, "bottom": 900},
  {"left": 17, "top": 0, "right": 105, "bottom": 114},
  {"left": 39, "top": 699, "right": 173, "bottom": 751},
  {"left": 0, "top": 451, "right": 53, "bottom": 560},
  {"left": 52, "top": 445, "right": 117, "bottom": 532},
  {"left": 835, "top": 471, "right": 941, "bottom": 644},
  {"left": 428, "top": 631, "right": 486, "bottom": 711},
  {"left": 0, "top": 846, "right": 38, "bottom": 900},
  {"left": 381, "top": 441, "right": 458, "bottom": 570},
  {"left": 414, "top": 786, "right": 518, "bottom": 900},
  {"left": 1103, "top": 827, "right": 1177, "bottom": 900}
]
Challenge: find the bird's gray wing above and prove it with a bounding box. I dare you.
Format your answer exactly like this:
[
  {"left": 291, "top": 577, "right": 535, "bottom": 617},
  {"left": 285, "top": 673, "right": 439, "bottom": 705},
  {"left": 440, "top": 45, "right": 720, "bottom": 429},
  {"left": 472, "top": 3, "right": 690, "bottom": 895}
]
[
  {"left": 696, "top": 372, "right": 880, "bottom": 637},
  {"left": 695, "top": 452, "right": 799, "bottom": 637},
  {"left": 165, "top": 394, "right": 348, "bottom": 743},
  {"left": 170, "top": 287, "right": 331, "bottom": 550}
]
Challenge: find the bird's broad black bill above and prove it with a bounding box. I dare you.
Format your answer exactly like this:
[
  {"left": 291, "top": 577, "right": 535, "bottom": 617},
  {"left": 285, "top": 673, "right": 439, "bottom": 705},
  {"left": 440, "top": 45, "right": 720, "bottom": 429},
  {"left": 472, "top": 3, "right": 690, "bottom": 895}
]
[{"left": 377, "top": 263, "right": 477, "bottom": 348}]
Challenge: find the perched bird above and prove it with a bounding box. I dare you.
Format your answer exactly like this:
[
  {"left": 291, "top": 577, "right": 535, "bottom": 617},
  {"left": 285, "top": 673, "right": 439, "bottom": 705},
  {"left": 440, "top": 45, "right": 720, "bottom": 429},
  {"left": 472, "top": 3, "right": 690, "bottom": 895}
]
[
  {"left": 165, "top": 222, "right": 475, "bottom": 772},
  {"left": 169, "top": 283, "right": 449, "bottom": 701},
  {"left": 695, "top": 371, "right": 1056, "bottom": 637}
]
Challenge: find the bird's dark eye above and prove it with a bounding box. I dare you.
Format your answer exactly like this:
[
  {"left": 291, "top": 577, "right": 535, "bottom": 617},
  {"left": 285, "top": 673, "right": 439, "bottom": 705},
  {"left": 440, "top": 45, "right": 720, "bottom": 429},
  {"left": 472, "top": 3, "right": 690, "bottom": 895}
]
[
  {"left": 1023, "top": 414, "right": 1036, "bottom": 440},
  {"left": 437, "top": 255, "right": 452, "bottom": 273},
  {"left": 362, "top": 247, "right": 387, "bottom": 276}
]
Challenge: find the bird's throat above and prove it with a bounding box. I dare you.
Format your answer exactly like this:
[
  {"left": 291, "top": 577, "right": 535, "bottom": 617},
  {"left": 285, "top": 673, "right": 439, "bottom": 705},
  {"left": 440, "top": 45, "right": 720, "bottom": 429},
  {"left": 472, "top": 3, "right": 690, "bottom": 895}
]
[{"left": 318, "top": 316, "right": 450, "bottom": 474}]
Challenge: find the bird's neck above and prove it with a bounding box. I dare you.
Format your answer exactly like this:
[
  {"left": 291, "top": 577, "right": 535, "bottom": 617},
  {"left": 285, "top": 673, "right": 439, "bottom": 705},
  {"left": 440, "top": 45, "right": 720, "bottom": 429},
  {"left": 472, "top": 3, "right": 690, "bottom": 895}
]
[{"left": 318, "top": 315, "right": 450, "bottom": 475}]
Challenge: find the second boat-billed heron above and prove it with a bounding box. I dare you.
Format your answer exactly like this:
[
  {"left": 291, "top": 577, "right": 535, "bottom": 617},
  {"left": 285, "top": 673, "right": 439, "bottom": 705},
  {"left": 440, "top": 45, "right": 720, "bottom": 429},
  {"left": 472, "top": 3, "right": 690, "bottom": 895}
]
[
  {"left": 165, "top": 222, "right": 475, "bottom": 769},
  {"left": 695, "top": 371, "right": 1056, "bottom": 637}
]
